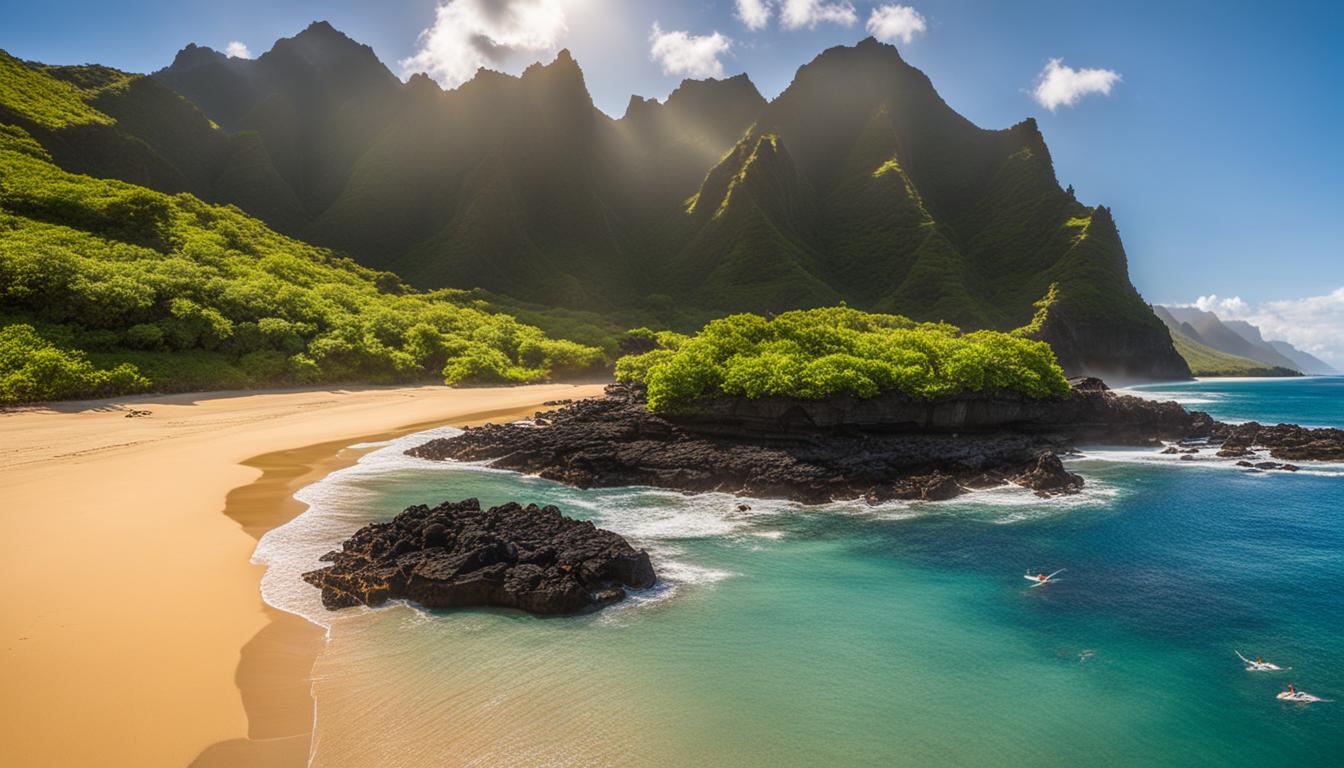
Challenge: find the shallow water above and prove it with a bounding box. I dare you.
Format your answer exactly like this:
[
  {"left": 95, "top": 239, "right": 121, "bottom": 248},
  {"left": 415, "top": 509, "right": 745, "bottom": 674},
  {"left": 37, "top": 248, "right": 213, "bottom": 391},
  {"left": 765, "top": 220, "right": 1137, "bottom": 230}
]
[{"left": 259, "top": 378, "right": 1344, "bottom": 766}]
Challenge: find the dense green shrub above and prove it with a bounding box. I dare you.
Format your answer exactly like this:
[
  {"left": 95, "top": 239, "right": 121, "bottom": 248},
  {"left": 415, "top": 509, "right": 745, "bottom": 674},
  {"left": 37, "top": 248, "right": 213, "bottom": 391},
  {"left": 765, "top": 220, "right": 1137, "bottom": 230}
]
[
  {"left": 618, "top": 327, "right": 659, "bottom": 355},
  {"left": 123, "top": 323, "right": 165, "bottom": 350},
  {"left": 616, "top": 306, "right": 1069, "bottom": 411},
  {"left": 0, "top": 323, "right": 148, "bottom": 402},
  {"left": 0, "top": 126, "right": 603, "bottom": 398}
]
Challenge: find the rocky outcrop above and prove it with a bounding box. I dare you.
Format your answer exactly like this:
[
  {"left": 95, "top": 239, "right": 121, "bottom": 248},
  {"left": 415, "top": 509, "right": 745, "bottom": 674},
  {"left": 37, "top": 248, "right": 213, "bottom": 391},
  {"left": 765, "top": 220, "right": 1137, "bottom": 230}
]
[
  {"left": 406, "top": 381, "right": 1340, "bottom": 506},
  {"left": 406, "top": 380, "right": 1210, "bottom": 505},
  {"left": 1209, "top": 421, "right": 1344, "bottom": 462},
  {"left": 1236, "top": 460, "right": 1300, "bottom": 472},
  {"left": 1014, "top": 452, "right": 1085, "bottom": 495},
  {"left": 409, "top": 391, "right": 1074, "bottom": 505},
  {"left": 302, "top": 499, "right": 656, "bottom": 615},
  {"left": 669, "top": 376, "right": 1201, "bottom": 441}
]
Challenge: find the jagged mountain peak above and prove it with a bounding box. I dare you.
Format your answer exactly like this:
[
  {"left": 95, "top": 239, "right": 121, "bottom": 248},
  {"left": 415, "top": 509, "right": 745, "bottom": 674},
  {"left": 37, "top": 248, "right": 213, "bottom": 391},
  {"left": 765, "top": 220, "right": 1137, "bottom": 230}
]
[
  {"left": 807, "top": 36, "right": 912, "bottom": 74},
  {"left": 622, "top": 94, "right": 658, "bottom": 119},
  {"left": 297, "top": 20, "right": 341, "bottom": 38},
  {"left": 166, "top": 43, "right": 228, "bottom": 72},
  {"left": 666, "top": 73, "right": 763, "bottom": 107},
  {"left": 284, "top": 19, "right": 366, "bottom": 53},
  {"left": 517, "top": 49, "right": 592, "bottom": 104},
  {"left": 265, "top": 19, "right": 396, "bottom": 83},
  {"left": 405, "top": 71, "right": 443, "bottom": 96},
  {"left": 854, "top": 35, "right": 902, "bottom": 54},
  {"left": 522, "top": 48, "right": 582, "bottom": 80}
]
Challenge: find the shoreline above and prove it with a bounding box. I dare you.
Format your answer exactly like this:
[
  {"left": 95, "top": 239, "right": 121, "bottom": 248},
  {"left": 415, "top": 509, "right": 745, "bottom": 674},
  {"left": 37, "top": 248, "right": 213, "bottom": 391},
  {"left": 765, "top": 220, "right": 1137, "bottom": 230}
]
[
  {"left": 1, "top": 383, "right": 606, "bottom": 767},
  {"left": 195, "top": 404, "right": 583, "bottom": 766}
]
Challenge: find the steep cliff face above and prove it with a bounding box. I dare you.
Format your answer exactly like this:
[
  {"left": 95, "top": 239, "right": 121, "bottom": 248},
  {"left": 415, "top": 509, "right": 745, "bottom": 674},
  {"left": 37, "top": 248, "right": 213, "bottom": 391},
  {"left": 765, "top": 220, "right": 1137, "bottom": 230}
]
[
  {"left": 1028, "top": 207, "right": 1191, "bottom": 381},
  {"left": 1036, "top": 305, "right": 1191, "bottom": 383}
]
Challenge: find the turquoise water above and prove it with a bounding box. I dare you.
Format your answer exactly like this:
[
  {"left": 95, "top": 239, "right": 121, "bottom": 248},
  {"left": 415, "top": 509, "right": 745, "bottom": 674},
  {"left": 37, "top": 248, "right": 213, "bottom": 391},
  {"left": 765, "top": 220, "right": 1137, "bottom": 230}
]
[
  {"left": 1127, "top": 375, "right": 1344, "bottom": 427},
  {"left": 259, "top": 378, "right": 1344, "bottom": 766}
]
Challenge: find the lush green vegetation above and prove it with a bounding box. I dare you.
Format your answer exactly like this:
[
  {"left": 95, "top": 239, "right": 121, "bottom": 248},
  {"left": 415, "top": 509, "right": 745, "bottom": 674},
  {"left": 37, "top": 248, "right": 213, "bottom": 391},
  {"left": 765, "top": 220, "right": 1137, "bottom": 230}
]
[
  {"left": 0, "top": 323, "right": 147, "bottom": 402},
  {"left": 615, "top": 306, "right": 1069, "bottom": 411},
  {"left": 0, "top": 52, "right": 114, "bottom": 129},
  {"left": 0, "top": 124, "right": 603, "bottom": 404}
]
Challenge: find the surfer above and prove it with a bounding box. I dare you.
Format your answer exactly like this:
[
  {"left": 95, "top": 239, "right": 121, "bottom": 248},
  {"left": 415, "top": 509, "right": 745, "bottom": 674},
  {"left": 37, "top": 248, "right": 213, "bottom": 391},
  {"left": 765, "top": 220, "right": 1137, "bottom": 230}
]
[
  {"left": 1277, "top": 683, "right": 1330, "bottom": 703},
  {"left": 1024, "top": 568, "right": 1064, "bottom": 587},
  {"left": 1236, "top": 651, "right": 1283, "bottom": 671}
]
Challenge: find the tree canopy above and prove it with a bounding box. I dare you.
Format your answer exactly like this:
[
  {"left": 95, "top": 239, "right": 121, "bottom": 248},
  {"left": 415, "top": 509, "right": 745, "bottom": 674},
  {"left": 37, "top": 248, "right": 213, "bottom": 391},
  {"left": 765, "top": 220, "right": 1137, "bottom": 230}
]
[{"left": 615, "top": 306, "right": 1069, "bottom": 411}]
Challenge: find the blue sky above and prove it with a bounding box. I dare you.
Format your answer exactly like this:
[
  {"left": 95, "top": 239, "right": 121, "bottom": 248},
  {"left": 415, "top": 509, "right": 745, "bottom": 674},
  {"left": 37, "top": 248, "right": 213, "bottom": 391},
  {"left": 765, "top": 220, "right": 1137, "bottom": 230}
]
[{"left": 3, "top": 1, "right": 1341, "bottom": 362}]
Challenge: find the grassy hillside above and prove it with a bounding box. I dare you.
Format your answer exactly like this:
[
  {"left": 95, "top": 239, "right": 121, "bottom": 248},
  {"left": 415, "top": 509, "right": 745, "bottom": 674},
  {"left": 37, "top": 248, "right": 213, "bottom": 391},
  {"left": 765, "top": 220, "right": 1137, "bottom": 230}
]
[
  {"left": 1168, "top": 332, "right": 1297, "bottom": 377},
  {"left": 0, "top": 54, "right": 115, "bottom": 129},
  {"left": 0, "top": 123, "right": 602, "bottom": 403}
]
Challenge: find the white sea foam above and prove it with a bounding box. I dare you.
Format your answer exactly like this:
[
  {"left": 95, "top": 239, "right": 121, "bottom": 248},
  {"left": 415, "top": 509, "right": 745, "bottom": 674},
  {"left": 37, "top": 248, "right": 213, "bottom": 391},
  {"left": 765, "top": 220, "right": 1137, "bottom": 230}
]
[
  {"left": 1116, "top": 387, "right": 1223, "bottom": 407},
  {"left": 1072, "top": 443, "right": 1344, "bottom": 477},
  {"left": 935, "top": 479, "right": 1122, "bottom": 524},
  {"left": 255, "top": 425, "right": 792, "bottom": 625},
  {"left": 558, "top": 488, "right": 790, "bottom": 541},
  {"left": 254, "top": 426, "right": 472, "bottom": 626}
]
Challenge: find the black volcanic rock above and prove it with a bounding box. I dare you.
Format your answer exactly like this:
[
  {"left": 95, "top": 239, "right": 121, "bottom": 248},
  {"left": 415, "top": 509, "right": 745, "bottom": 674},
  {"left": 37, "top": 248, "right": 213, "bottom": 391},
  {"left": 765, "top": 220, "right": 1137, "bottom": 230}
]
[
  {"left": 302, "top": 499, "right": 655, "bottom": 615},
  {"left": 1015, "top": 453, "right": 1084, "bottom": 495},
  {"left": 406, "top": 380, "right": 1342, "bottom": 506},
  {"left": 406, "top": 381, "right": 1210, "bottom": 504},
  {"left": 1209, "top": 421, "right": 1344, "bottom": 462}
]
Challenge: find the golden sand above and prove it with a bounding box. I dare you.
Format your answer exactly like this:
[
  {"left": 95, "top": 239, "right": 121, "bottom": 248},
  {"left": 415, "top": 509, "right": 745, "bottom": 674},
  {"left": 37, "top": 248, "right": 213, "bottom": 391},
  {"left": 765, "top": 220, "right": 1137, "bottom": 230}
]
[{"left": 0, "top": 383, "right": 605, "bottom": 767}]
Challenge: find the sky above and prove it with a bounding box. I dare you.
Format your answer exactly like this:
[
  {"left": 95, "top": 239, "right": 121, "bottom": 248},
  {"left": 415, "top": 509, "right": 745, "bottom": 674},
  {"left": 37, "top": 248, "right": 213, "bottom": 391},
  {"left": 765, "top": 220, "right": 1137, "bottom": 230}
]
[{"left": 2, "top": 0, "right": 1341, "bottom": 364}]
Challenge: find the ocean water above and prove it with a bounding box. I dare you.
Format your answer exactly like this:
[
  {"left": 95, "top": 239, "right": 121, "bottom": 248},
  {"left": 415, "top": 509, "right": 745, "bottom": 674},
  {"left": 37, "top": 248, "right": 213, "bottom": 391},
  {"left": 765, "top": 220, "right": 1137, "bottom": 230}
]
[
  {"left": 1124, "top": 375, "right": 1344, "bottom": 427},
  {"left": 258, "top": 378, "right": 1344, "bottom": 766}
]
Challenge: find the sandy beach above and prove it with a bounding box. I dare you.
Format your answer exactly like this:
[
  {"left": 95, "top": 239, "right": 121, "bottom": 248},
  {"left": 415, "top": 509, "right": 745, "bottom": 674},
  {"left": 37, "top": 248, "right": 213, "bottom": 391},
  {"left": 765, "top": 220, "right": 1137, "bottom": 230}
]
[{"left": 0, "top": 382, "right": 605, "bottom": 767}]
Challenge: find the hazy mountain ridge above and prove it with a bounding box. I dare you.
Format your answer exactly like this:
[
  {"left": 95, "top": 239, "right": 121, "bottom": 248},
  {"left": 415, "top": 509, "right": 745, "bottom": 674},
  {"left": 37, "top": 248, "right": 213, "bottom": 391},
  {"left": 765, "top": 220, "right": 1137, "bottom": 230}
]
[
  {"left": 1153, "top": 305, "right": 1335, "bottom": 375},
  {"left": 5, "top": 22, "right": 1191, "bottom": 381}
]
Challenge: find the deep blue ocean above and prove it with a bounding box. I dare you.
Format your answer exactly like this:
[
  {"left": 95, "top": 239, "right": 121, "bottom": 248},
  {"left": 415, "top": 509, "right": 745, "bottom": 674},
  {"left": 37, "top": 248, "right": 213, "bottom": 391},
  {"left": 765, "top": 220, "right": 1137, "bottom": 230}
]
[{"left": 260, "top": 377, "right": 1344, "bottom": 766}]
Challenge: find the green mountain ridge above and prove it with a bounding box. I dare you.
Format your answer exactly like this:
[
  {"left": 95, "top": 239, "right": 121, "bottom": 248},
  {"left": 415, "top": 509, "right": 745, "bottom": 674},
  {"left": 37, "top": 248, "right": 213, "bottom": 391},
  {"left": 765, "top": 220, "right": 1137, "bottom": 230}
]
[{"left": 5, "top": 23, "right": 1191, "bottom": 382}]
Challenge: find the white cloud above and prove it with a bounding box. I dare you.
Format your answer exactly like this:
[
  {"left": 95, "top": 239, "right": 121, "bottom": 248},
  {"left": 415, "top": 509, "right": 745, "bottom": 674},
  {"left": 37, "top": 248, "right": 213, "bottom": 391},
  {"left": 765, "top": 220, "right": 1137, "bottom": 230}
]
[
  {"left": 866, "top": 4, "right": 927, "bottom": 45},
  {"left": 780, "top": 0, "right": 858, "bottom": 30},
  {"left": 400, "top": 0, "right": 567, "bottom": 88},
  {"left": 224, "top": 41, "right": 251, "bottom": 59},
  {"left": 649, "top": 23, "right": 732, "bottom": 79},
  {"left": 1031, "top": 58, "right": 1121, "bottom": 110},
  {"left": 1187, "top": 289, "right": 1344, "bottom": 368},
  {"left": 1192, "top": 295, "right": 1250, "bottom": 316},
  {"left": 736, "top": 0, "right": 773, "bottom": 30}
]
